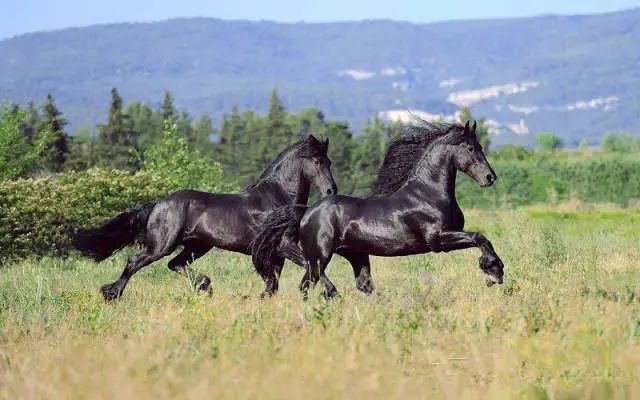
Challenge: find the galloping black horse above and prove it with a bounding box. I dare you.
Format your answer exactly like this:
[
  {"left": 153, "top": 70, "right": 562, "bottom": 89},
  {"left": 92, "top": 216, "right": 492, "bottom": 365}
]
[
  {"left": 73, "top": 135, "right": 337, "bottom": 300},
  {"left": 252, "top": 121, "right": 504, "bottom": 298}
]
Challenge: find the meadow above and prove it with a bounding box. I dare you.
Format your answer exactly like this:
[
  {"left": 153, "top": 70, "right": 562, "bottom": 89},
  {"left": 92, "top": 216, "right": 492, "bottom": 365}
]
[{"left": 1, "top": 204, "right": 639, "bottom": 399}]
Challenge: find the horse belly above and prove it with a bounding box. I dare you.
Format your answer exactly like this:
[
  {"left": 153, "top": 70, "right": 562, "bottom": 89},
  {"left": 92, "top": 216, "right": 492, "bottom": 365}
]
[
  {"left": 341, "top": 222, "right": 426, "bottom": 257},
  {"left": 185, "top": 204, "right": 253, "bottom": 254}
]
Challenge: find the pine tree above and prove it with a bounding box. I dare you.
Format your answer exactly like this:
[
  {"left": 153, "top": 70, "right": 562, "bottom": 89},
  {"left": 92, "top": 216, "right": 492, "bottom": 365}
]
[
  {"left": 65, "top": 126, "right": 95, "bottom": 171},
  {"left": 161, "top": 90, "right": 176, "bottom": 121},
  {"left": 325, "top": 121, "right": 354, "bottom": 192},
  {"left": 218, "top": 106, "right": 241, "bottom": 169},
  {"left": 265, "top": 89, "right": 294, "bottom": 159},
  {"left": 37, "top": 94, "right": 69, "bottom": 172},
  {"left": 192, "top": 113, "right": 215, "bottom": 154},
  {"left": 22, "top": 102, "right": 40, "bottom": 142},
  {"left": 125, "top": 101, "right": 163, "bottom": 150},
  {"left": 290, "top": 107, "right": 325, "bottom": 140},
  {"left": 176, "top": 111, "right": 194, "bottom": 143},
  {"left": 97, "top": 88, "right": 137, "bottom": 171},
  {"left": 351, "top": 117, "right": 385, "bottom": 194}
]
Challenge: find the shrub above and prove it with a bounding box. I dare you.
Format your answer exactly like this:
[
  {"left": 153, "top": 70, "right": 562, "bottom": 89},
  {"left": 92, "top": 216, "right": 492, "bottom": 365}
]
[
  {"left": 0, "top": 121, "right": 233, "bottom": 262},
  {"left": 456, "top": 158, "right": 640, "bottom": 208}
]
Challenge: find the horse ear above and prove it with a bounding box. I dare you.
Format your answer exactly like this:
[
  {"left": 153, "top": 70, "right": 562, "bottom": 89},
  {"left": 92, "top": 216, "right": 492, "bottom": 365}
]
[
  {"left": 464, "top": 121, "right": 470, "bottom": 134},
  {"left": 472, "top": 121, "right": 477, "bottom": 134},
  {"left": 307, "top": 134, "right": 320, "bottom": 144},
  {"left": 324, "top": 138, "right": 329, "bottom": 146}
]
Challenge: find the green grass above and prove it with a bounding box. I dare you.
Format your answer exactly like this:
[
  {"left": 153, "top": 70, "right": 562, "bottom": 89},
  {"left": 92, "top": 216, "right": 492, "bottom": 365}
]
[{"left": 1, "top": 207, "right": 640, "bottom": 399}]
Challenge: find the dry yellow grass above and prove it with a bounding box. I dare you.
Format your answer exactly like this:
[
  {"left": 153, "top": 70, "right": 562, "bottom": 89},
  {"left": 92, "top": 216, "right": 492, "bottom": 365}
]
[{"left": 1, "top": 207, "right": 640, "bottom": 399}]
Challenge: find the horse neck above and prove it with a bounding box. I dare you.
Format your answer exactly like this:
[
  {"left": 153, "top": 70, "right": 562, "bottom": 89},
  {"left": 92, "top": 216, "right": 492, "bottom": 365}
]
[
  {"left": 263, "top": 158, "right": 310, "bottom": 205},
  {"left": 409, "top": 142, "right": 458, "bottom": 201}
]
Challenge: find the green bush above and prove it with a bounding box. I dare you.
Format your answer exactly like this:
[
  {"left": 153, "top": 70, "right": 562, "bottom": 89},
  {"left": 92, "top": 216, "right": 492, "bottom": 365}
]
[
  {"left": 0, "top": 121, "right": 233, "bottom": 262},
  {"left": 457, "top": 158, "right": 640, "bottom": 208}
]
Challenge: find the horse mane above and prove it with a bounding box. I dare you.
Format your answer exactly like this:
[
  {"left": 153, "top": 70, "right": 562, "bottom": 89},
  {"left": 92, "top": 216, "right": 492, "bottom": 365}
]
[
  {"left": 368, "top": 119, "right": 466, "bottom": 198},
  {"left": 246, "top": 138, "right": 327, "bottom": 189}
]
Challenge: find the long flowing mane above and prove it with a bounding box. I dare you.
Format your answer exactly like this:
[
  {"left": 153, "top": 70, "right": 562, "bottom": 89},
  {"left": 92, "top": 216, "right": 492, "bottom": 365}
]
[
  {"left": 368, "top": 120, "right": 466, "bottom": 198},
  {"left": 246, "top": 138, "right": 327, "bottom": 190}
]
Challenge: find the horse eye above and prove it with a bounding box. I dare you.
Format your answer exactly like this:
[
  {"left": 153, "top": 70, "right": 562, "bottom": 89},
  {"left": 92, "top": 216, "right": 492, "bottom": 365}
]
[{"left": 314, "top": 159, "right": 320, "bottom": 165}]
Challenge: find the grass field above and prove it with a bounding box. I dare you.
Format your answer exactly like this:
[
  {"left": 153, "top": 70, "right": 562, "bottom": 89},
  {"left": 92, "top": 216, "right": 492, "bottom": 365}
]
[{"left": 1, "top": 205, "right": 640, "bottom": 399}]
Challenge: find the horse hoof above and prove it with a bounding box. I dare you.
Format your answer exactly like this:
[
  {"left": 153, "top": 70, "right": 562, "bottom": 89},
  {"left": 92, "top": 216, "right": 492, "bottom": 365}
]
[
  {"left": 260, "top": 290, "right": 276, "bottom": 299},
  {"left": 196, "top": 276, "right": 212, "bottom": 292},
  {"left": 100, "top": 283, "right": 121, "bottom": 301},
  {"left": 323, "top": 290, "right": 340, "bottom": 300},
  {"left": 357, "top": 281, "right": 375, "bottom": 295}
]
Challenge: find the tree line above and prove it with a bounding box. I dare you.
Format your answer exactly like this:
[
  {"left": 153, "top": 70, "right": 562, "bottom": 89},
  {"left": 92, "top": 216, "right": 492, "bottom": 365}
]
[
  {"left": 2, "top": 88, "right": 495, "bottom": 194},
  {"left": 2, "top": 87, "right": 636, "bottom": 194}
]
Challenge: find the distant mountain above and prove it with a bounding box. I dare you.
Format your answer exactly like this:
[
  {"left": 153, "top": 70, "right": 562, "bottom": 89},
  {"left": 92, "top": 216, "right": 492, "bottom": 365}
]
[{"left": 1, "top": 8, "right": 640, "bottom": 145}]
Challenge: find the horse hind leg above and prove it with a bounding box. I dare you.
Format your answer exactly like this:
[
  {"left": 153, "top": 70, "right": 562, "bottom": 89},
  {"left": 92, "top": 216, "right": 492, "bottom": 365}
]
[
  {"left": 299, "top": 227, "right": 337, "bottom": 300},
  {"left": 101, "top": 248, "right": 173, "bottom": 301},
  {"left": 261, "top": 257, "right": 284, "bottom": 298},
  {"left": 167, "top": 242, "right": 214, "bottom": 294},
  {"left": 299, "top": 255, "right": 337, "bottom": 300},
  {"left": 262, "top": 240, "right": 306, "bottom": 298},
  {"left": 101, "top": 217, "right": 182, "bottom": 301}
]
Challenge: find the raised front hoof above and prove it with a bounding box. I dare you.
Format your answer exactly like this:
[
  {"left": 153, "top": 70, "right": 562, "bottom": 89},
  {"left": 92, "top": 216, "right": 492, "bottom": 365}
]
[
  {"left": 479, "top": 254, "right": 504, "bottom": 286},
  {"left": 101, "top": 282, "right": 123, "bottom": 301}
]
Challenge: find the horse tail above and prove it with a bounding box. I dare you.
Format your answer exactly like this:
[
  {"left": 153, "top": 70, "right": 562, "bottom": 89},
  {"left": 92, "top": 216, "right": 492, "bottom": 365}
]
[
  {"left": 71, "top": 203, "right": 156, "bottom": 262},
  {"left": 251, "top": 205, "right": 308, "bottom": 278}
]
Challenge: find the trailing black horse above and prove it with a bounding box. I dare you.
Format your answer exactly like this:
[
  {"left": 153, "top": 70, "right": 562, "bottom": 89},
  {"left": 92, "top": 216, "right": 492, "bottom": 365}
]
[
  {"left": 252, "top": 121, "right": 504, "bottom": 298},
  {"left": 72, "top": 135, "right": 337, "bottom": 300}
]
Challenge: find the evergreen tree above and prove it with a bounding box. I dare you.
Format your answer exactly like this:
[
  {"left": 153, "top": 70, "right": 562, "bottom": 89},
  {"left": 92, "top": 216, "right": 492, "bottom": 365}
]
[
  {"left": 240, "top": 110, "right": 267, "bottom": 184},
  {"left": 22, "top": 101, "right": 40, "bottom": 142},
  {"left": 218, "top": 105, "right": 242, "bottom": 170},
  {"left": 161, "top": 90, "right": 176, "bottom": 121},
  {"left": 264, "top": 89, "right": 294, "bottom": 159},
  {"left": 65, "top": 126, "right": 96, "bottom": 171},
  {"left": 125, "top": 101, "right": 163, "bottom": 150},
  {"left": 97, "top": 88, "right": 137, "bottom": 171},
  {"left": 192, "top": 113, "right": 215, "bottom": 154},
  {"left": 176, "top": 111, "right": 194, "bottom": 143},
  {"left": 1, "top": 104, "right": 41, "bottom": 179},
  {"left": 351, "top": 117, "right": 385, "bottom": 194},
  {"left": 37, "top": 94, "right": 69, "bottom": 172},
  {"left": 325, "top": 121, "right": 354, "bottom": 192},
  {"left": 289, "top": 107, "right": 325, "bottom": 140}
]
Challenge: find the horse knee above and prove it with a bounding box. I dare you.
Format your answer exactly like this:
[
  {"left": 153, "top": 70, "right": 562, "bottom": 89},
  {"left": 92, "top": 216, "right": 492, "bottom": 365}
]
[{"left": 425, "top": 230, "right": 442, "bottom": 252}]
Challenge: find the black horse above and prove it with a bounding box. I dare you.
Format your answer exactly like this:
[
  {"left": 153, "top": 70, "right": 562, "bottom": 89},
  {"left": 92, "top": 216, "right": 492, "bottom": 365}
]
[
  {"left": 73, "top": 135, "right": 337, "bottom": 300},
  {"left": 252, "top": 121, "right": 504, "bottom": 298}
]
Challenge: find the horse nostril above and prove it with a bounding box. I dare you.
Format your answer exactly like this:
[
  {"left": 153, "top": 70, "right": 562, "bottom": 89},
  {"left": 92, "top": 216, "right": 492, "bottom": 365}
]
[
  {"left": 326, "top": 189, "right": 333, "bottom": 195},
  {"left": 486, "top": 174, "right": 494, "bottom": 183}
]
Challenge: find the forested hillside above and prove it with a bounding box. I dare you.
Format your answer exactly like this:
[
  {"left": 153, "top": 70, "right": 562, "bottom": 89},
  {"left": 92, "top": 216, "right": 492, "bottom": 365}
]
[{"left": 1, "top": 8, "right": 639, "bottom": 144}]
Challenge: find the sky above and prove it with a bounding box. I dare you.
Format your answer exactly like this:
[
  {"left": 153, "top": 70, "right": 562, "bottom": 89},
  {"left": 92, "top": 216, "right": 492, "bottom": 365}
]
[{"left": 1, "top": 0, "right": 640, "bottom": 39}]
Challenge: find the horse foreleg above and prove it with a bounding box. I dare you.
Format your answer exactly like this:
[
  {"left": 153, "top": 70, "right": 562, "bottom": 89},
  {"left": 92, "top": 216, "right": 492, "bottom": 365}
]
[
  {"left": 338, "top": 250, "right": 374, "bottom": 294},
  {"left": 430, "top": 231, "right": 504, "bottom": 285},
  {"left": 167, "top": 243, "right": 213, "bottom": 294}
]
